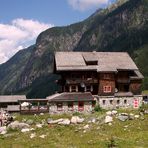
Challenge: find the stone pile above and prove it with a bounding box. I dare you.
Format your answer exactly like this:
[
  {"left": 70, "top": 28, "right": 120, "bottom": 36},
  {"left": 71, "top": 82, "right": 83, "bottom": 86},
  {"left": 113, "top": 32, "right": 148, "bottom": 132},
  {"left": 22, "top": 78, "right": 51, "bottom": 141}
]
[
  {"left": 104, "top": 110, "right": 145, "bottom": 124},
  {"left": 71, "top": 116, "right": 84, "bottom": 124},
  {"left": 117, "top": 113, "right": 129, "bottom": 121},
  {"left": 0, "top": 111, "right": 13, "bottom": 126},
  {"left": 47, "top": 116, "right": 84, "bottom": 125}
]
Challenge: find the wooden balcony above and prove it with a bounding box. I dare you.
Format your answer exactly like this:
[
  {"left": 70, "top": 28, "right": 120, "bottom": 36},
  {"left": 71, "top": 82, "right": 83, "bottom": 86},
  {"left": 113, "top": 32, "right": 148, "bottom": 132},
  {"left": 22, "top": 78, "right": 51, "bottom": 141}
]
[
  {"left": 116, "top": 78, "right": 130, "bottom": 83},
  {"left": 66, "top": 78, "right": 98, "bottom": 84}
]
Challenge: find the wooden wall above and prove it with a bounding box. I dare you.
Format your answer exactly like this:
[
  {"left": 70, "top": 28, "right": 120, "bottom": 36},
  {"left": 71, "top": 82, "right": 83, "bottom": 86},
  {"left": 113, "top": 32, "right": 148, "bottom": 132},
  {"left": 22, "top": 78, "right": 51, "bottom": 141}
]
[
  {"left": 129, "top": 80, "right": 142, "bottom": 95},
  {"left": 59, "top": 71, "right": 143, "bottom": 96},
  {"left": 98, "top": 73, "right": 115, "bottom": 96}
]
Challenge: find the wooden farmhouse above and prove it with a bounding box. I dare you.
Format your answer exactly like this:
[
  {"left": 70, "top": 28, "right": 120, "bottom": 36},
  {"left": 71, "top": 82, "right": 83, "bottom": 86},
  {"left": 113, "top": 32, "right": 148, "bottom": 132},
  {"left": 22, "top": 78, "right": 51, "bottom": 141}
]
[
  {"left": 51, "top": 51, "right": 144, "bottom": 112},
  {"left": 0, "top": 52, "right": 144, "bottom": 114}
]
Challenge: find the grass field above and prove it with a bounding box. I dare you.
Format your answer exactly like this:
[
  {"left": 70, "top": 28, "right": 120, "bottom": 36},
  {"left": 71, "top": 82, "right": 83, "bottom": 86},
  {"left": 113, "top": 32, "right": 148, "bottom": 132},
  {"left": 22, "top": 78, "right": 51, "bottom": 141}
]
[
  {"left": 0, "top": 110, "right": 148, "bottom": 148},
  {"left": 143, "top": 90, "right": 148, "bottom": 95}
]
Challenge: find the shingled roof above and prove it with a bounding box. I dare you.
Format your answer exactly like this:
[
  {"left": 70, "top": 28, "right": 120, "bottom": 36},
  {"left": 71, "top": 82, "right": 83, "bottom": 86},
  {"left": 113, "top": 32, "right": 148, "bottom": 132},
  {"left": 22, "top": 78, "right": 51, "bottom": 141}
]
[
  {"left": 55, "top": 52, "right": 138, "bottom": 72},
  {"left": 47, "top": 92, "right": 94, "bottom": 102},
  {"left": 0, "top": 95, "right": 26, "bottom": 103}
]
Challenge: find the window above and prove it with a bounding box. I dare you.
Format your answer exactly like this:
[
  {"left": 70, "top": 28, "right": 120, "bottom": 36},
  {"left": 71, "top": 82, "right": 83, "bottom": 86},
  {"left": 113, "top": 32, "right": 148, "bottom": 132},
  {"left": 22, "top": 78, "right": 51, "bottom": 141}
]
[
  {"left": 85, "top": 85, "right": 93, "bottom": 92},
  {"left": 110, "top": 100, "right": 113, "bottom": 105},
  {"left": 124, "top": 100, "right": 127, "bottom": 104},
  {"left": 78, "top": 102, "right": 84, "bottom": 111},
  {"left": 103, "top": 74, "right": 110, "bottom": 79},
  {"left": 70, "top": 85, "right": 78, "bottom": 92},
  {"left": 57, "top": 102, "right": 63, "bottom": 111},
  {"left": 103, "top": 86, "right": 112, "bottom": 93},
  {"left": 117, "top": 100, "right": 120, "bottom": 104},
  {"left": 68, "top": 102, "right": 73, "bottom": 111},
  {"left": 103, "top": 100, "right": 106, "bottom": 105}
]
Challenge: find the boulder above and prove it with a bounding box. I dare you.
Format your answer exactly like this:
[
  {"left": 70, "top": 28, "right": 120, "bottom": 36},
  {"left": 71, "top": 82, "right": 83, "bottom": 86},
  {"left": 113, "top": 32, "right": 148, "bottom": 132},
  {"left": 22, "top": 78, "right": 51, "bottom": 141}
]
[
  {"left": 8, "top": 121, "right": 30, "bottom": 130},
  {"left": 21, "top": 128, "right": 30, "bottom": 133},
  {"left": 26, "top": 119, "right": 34, "bottom": 125},
  {"left": 30, "top": 133, "right": 36, "bottom": 139},
  {"left": 112, "top": 110, "right": 117, "bottom": 115},
  {"left": 47, "top": 118, "right": 53, "bottom": 124},
  {"left": 71, "top": 116, "right": 84, "bottom": 124},
  {"left": 88, "top": 117, "right": 96, "bottom": 123},
  {"left": 139, "top": 112, "right": 144, "bottom": 116},
  {"left": 83, "top": 124, "right": 89, "bottom": 130},
  {"left": 97, "top": 115, "right": 105, "bottom": 122},
  {"left": 83, "top": 130, "right": 86, "bottom": 133},
  {"left": 39, "top": 134, "right": 46, "bottom": 138},
  {"left": 144, "top": 110, "right": 148, "bottom": 114},
  {"left": 118, "top": 115, "right": 128, "bottom": 121},
  {"left": 129, "top": 113, "right": 134, "bottom": 120},
  {"left": 71, "top": 116, "right": 77, "bottom": 124},
  {"left": 1, "top": 131, "right": 7, "bottom": 135},
  {"left": 0, "top": 126, "right": 7, "bottom": 135},
  {"left": 121, "top": 113, "right": 128, "bottom": 116},
  {"left": 140, "top": 116, "right": 145, "bottom": 120},
  {"left": 48, "top": 119, "right": 64, "bottom": 124},
  {"left": 106, "top": 111, "right": 112, "bottom": 116},
  {"left": 58, "top": 119, "right": 70, "bottom": 125},
  {"left": 36, "top": 123, "right": 43, "bottom": 128},
  {"left": 105, "top": 116, "right": 113, "bottom": 123},
  {"left": 134, "top": 115, "right": 140, "bottom": 118},
  {"left": 76, "top": 117, "right": 84, "bottom": 123},
  {"left": 108, "top": 123, "right": 112, "bottom": 126}
]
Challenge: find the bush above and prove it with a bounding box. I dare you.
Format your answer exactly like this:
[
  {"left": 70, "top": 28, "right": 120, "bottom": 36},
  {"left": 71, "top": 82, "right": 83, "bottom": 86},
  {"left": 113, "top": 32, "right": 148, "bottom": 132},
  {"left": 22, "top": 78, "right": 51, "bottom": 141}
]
[
  {"left": 94, "top": 104, "right": 102, "bottom": 112},
  {"left": 72, "top": 112, "right": 81, "bottom": 116},
  {"left": 139, "top": 103, "right": 148, "bottom": 112},
  {"left": 107, "top": 136, "right": 117, "bottom": 148}
]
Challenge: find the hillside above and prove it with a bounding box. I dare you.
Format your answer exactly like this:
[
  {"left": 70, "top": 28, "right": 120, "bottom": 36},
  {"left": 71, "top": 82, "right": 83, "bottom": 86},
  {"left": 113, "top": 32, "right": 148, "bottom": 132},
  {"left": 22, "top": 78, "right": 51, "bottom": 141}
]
[
  {"left": 0, "top": 109, "right": 148, "bottom": 147},
  {"left": 0, "top": 45, "right": 34, "bottom": 94},
  {"left": 0, "top": 0, "right": 148, "bottom": 98}
]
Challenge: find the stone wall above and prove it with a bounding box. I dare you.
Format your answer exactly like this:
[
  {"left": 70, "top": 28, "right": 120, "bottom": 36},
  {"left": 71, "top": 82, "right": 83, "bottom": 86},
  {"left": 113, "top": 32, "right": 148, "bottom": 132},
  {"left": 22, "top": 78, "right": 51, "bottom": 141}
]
[
  {"left": 99, "top": 95, "right": 143, "bottom": 109},
  {"left": 49, "top": 101, "right": 93, "bottom": 114}
]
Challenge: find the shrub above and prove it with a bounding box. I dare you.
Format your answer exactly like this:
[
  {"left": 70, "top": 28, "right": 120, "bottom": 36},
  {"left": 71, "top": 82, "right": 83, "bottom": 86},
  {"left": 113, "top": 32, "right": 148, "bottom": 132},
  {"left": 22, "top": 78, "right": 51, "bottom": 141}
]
[
  {"left": 107, "top": 136, "right": 117, "bottom": 148},
  {"left": 72, "top": 112, "right": 81, "bottom": 116},
  {"left": 94, "top": 104, "right": 102, "bottom": 112},
  {"left": 139, "top": 103, "right": 148, "bottom": 112}
]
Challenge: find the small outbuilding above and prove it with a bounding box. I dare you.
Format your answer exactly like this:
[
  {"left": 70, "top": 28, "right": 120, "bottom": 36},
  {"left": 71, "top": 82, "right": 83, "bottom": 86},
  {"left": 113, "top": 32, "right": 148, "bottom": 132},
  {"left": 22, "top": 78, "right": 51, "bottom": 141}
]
[
  {"left": 47, "top": 92, "right": 95, "bottom": 114},
  {"left": 0, "top": 95, "right": 26, "bottom": 112}
]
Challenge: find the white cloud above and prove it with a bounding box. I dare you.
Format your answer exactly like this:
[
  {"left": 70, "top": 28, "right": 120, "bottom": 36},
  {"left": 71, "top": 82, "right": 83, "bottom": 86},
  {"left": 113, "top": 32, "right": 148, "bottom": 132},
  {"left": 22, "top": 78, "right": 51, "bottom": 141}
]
[
  {"left": 0, "top": 18, "right": 54, "bottom": 64},
  {"left": 68, "top": 0, "right": 109, "bottom": 11}
]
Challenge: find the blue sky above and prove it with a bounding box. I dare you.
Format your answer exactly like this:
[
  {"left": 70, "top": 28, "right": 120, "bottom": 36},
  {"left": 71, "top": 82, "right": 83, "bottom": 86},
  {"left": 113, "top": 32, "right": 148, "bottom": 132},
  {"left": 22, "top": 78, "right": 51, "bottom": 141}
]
[{"left": 0, "top": 0, "right": 115, "bottom": 63}]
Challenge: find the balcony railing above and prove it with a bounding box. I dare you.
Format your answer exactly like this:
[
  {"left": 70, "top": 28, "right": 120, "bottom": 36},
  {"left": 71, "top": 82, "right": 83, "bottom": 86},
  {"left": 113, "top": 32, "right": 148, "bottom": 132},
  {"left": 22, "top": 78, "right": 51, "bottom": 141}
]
[
  {"left": 66, "top": 78, "right": 98, "bottom": 84},
  {"left": 116, "top": 78, "right": 130, "bottom": 83}
]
